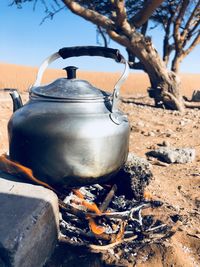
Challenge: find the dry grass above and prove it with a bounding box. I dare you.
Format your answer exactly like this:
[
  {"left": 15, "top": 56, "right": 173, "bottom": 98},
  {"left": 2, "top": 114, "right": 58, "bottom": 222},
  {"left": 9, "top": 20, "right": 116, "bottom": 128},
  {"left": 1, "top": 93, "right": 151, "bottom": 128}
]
[{"left": 0, "top": 63, "right": 199, "bottom": 97}]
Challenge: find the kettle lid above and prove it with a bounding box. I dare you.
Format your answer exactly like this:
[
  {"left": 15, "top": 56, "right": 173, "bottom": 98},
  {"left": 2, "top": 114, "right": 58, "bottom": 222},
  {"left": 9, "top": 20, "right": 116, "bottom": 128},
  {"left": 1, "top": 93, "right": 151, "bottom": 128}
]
[{"left": 30, "top": 66, "right": 111, "bottom": 101}]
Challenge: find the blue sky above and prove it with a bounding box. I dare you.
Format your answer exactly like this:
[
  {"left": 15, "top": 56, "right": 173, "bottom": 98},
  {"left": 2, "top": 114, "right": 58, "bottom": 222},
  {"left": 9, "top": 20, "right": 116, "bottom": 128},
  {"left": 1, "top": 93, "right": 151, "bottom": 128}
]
[{"left": 0, "top": 0, "right": 200, "bottom": 73}]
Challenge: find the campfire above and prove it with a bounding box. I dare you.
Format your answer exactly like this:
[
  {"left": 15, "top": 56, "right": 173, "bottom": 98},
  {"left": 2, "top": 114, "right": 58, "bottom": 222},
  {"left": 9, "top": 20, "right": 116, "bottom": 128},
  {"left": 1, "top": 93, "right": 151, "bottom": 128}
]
[
  {"left": 0, "top": 153, "right": 177, "bottom": 265},
  {"left": 58, "top": 184, "right": 174, "bottom": 250}
]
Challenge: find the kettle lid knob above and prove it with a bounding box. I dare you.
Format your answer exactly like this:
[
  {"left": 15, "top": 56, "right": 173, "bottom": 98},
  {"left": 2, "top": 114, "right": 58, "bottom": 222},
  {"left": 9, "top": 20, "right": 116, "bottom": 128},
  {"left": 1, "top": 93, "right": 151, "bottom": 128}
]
[{"left": 63, "top": 66, "right": 78, "bottom": 79}]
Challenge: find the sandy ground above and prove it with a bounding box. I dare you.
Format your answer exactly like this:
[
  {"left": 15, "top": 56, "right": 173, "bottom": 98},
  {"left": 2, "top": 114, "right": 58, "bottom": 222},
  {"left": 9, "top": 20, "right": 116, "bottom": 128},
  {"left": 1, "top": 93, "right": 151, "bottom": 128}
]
[
  {"left": 0, "top": 63, "right": 200, "bottom": 266},
  {"left": 122, "top": 98, "right": 200, "bottom": 266}
]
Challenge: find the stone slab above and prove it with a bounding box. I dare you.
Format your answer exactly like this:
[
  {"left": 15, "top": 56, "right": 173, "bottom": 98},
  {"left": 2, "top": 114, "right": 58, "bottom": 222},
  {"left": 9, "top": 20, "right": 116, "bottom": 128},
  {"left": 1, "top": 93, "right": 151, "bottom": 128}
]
[
  {"left": 0, "top": 171, "right": 59, "bottom": 267},
  {"left": 147, "top": 147, "right": 195, "bottom": 164}
]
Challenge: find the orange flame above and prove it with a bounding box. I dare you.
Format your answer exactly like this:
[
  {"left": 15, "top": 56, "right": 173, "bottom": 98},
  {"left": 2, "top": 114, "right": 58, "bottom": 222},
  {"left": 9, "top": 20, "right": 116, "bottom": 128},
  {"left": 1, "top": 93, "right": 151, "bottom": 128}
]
[
  {"left": 0, "top": 154, "right": 57, "bottom": 193},
  {"left": 71, "top": 188, "right": 105, "bottom": 234},
  {"left": 72, "top": 189, "right": 85, "bottom": 199},
  {"left": 0, "top": 154, "right": 107, "bottom": 235},
  {"left": 144, "top": 190, "right": 153, "bottom": 200},
  {"left": 81, "top": 200, "right": 102, "bottom": 215},
  {"left": 88, "top": 218, "right": 106, "bottom": 235}
]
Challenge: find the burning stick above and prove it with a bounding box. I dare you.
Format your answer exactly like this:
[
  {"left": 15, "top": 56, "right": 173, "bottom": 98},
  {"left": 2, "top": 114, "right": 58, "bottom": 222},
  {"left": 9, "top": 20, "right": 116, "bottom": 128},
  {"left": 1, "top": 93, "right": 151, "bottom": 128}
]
[
  {"left": 115, "top": 221, "right": 127, "bottom": 242},
  {"left": 72, "top": 189, "right": 85, "bottom": 199},
  {"left": 58, "top": 199, "right": 87, "bottom": 219},
  {"left": 130, "top": 207, "right": 143, "bottom": 225},
  {"left": 88, "top": 234, "right": 138, "bottom": 251},
  {"left": 78, "top": 187, "right": 96, "bottom": 200},
  {"left": 99, "top": 184, "right": 117, "bottom": 212},
  {"left": 146, "top": 224, "right": 167, "bottom": 232},
  {"left": 60, "top": 220, "right": 91, "bottom": 239},
  {"left": 102, "top": 203, "right": 151, "bottom": 220}
]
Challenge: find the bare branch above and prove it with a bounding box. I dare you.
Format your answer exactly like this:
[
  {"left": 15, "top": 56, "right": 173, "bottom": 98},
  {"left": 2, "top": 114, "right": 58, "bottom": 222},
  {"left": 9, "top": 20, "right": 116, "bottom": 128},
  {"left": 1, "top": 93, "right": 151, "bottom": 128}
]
[
  {"left": 130, "top": 0, "right": 165, "bottom": 28},
  {"left": 106, "top": 29, "right": 131, "bottom": 48},
  {"left": 181, "top": 0, "right": 200, "bottom": 40},
  {"left": 162, "top": 3, "right": 177, "bottom": 65},
  {"left": 183, "top": 31, "right": 200, "bottom": 57},
  {"left": 184, "top": 99, "right": 200, "bottom": 108},
  {"left": 97, "top": 26, "right": 108, "bottom": 48},
  {"left": 111, "top": 0, "right": 132, "bottom": 35},
  {"left": 163, "top": 19, "right": 173, "bottom": 64},
  {"left": 182, "top": 20, "right": 200, "bottom": 47},
  {"left": 61, "top": 0, "right": 115, "bottom": 30},
  {"left": 174, "top": 0, "right": 189, "bottom": 49},
  {"left": 39, "top": 5, "right": 65, "bottom": 25}
]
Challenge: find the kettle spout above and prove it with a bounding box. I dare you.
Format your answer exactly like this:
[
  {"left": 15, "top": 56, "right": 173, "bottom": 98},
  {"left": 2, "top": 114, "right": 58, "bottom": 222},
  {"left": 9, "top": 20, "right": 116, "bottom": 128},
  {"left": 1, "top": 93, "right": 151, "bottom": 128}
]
[{"left": 9, "top": 90, "right": 23, "bottom": 112}]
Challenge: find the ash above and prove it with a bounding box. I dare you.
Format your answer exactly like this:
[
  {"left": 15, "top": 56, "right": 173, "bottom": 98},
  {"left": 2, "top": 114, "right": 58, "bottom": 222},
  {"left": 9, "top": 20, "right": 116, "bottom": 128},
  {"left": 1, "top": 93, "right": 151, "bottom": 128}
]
[{"left": 58, "top": 181, "right": 176, "bottom": 265}]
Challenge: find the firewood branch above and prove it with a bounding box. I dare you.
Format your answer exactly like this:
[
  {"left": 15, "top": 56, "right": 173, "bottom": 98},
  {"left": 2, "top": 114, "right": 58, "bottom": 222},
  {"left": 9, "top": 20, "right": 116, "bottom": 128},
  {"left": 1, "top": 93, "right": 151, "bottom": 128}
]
[{"left": 88, "top": 234, "right": 138, "bottom": 251}]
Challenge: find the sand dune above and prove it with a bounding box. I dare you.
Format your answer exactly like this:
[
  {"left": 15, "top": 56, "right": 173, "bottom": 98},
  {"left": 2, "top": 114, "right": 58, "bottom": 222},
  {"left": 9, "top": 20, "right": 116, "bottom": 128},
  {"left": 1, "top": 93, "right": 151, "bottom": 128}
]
[{"left": 0, "top": 62, "right": 199, "bottom": 97}]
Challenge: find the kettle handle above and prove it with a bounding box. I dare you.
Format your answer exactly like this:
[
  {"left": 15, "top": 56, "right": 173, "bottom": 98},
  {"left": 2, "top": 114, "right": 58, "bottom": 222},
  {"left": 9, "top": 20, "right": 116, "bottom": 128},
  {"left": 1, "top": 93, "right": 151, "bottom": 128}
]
[
  {"left": 33, "top": 46, "right": 129, "bottom": 113},
  {"left": 59, "top": 46, "right": 124, "bottom": 63}
]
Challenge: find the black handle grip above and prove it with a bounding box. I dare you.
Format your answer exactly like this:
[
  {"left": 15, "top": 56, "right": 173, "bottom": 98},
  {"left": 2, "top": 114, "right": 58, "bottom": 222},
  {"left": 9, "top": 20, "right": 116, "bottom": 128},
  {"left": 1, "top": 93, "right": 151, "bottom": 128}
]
[{"left": 58, "top": 46, "right": 125, "bottom": 63}]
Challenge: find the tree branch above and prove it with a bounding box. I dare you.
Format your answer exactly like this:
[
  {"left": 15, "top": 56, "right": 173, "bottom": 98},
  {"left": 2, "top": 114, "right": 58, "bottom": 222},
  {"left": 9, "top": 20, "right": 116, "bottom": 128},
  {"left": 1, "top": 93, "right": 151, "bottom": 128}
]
[
  {"left": 188, "top": 19, "right": 200, "bottom": 38},
  {"left": 181, "top": 0, "right": 200, "bottom": 40},
  {"left": 106, "top": 29, "right": 131, "bottom": 48},
  {"left": 184, "top": 100, "right": 200, "bottom": 108},
  {"left": 182, "top": 19, "right": 200, "bottom": 48},
  {"left": 174, "top": 0, "right": 189, "bottom": 50},
  {"left": 61, "top": 0, "right": 115, "bottom": 30},
  {"left": 183, "top": 31, "right": 200, "bottom": 57},
  {"left": 162, "top": 3, "right": 177, "bottom": 66},
  {"left": 97, "top": 26, "right": 108, "bottom": 48},
  {"left": 130, "top": 0, "right": 165, "bottom": 28},
  {"left": 129, "top": 61, "right": 145, "bottom": 71},
  {"left": 163, "top": 17, "right": 173, "bottom": 65},
  {"left": 111, "top": 0, "right": 132, "bottom": 35}
]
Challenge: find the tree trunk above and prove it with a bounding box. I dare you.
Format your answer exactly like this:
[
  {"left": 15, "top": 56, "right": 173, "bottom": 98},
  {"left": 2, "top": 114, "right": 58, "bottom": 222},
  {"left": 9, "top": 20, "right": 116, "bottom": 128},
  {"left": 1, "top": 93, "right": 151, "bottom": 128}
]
[
  {"left": 61, "top": 0, "right": 187, "bottom": 112},
  {"left": 127, "top": 34, "right": 185, "bottom": 112}
]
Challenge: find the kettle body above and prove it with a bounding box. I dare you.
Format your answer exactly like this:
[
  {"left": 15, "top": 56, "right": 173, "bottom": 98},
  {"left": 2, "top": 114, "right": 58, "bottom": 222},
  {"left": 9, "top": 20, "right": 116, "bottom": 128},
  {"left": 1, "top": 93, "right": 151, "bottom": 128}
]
[{"left": 8, "top": 46, "right": 130, "bottom": 186}]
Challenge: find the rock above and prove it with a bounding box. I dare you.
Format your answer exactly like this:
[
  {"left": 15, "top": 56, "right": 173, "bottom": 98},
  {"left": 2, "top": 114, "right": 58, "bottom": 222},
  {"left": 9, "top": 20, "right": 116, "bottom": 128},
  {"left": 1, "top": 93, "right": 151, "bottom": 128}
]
[
  {"left": 165, "top": 129, "right": 174, "bottom": 137},
  {"left": 0, "top": 172, "right": 59, "bottom": 267},
  {"left": 191, "top": 90, "right": 200, "bottom": 102},
  {"left": 180, "top": 120, "right": 186, "bottom": 126},
  {"left": 162, "top": 140, "right": 170, "bottom": 147},
  {"left": 136, "top": 121, "right": 145, "bottom": 127},
  {"left": 114, "top": 153, "right": 153, "bottom": 201},
  {"left": 146, "top": 147, "right": 195, "bottom": 164},
  {"left": 147, "top": 131, "right": 156, "bottom": 137}
]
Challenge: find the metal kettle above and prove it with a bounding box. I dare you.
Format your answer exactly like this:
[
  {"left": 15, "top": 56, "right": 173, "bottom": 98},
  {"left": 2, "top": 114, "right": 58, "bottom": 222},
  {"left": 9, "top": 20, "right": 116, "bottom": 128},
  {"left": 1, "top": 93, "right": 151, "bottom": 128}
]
[{"left": 8, "top": 46, "right": 130, "bottom": 186}]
